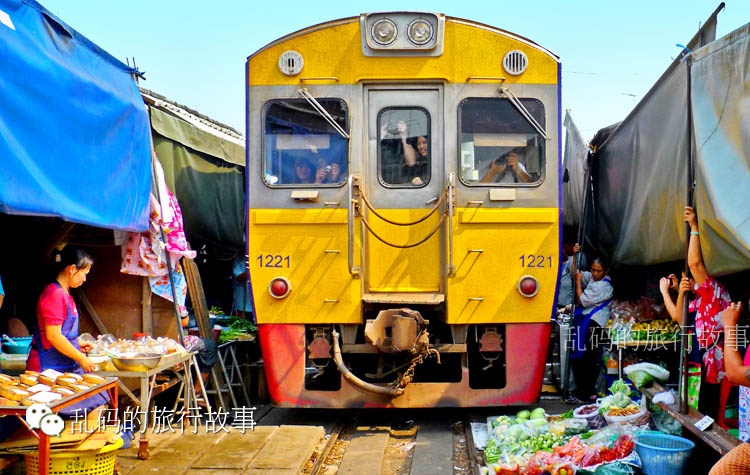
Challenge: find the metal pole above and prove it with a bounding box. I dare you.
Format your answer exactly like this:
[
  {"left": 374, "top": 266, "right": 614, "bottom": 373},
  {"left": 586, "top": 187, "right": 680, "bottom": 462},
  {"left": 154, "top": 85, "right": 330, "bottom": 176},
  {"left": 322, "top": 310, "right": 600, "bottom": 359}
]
[{"left": 679, "top": 55, "right": 694, "bottom": 415}]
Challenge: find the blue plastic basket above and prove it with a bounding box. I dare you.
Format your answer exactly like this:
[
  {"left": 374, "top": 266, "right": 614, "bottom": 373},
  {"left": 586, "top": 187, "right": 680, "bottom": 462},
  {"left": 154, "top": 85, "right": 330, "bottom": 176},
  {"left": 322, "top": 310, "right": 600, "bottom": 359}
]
[{"left": 635, "top": 432, "right": 695, "bottom": 475}]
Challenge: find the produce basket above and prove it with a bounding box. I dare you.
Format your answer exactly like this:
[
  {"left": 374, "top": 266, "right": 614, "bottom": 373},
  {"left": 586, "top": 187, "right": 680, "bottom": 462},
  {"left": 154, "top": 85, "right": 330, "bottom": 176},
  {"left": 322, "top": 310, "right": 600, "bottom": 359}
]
[
  {"left": 635, "top": 432, "right": 694, "bottom": 475},
  {"left": 573, "top": 404, "right": 607, "bottom": 430},
  {"left": 24, "top": 436, "right": 122, "bottom": 475},
  {"left": 604, "top": 407, "right": 650, "bottom": 427}
]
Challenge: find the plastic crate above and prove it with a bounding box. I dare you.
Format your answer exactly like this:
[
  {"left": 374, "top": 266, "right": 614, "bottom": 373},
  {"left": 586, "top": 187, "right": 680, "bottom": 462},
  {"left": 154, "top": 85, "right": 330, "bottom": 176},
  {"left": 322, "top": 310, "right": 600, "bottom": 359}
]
[
  {"left": 24, "top": 437, "right": 122, "bottom": 475},
  {"left": 635, "top": 432, "right": 694, "bottom": 475}
]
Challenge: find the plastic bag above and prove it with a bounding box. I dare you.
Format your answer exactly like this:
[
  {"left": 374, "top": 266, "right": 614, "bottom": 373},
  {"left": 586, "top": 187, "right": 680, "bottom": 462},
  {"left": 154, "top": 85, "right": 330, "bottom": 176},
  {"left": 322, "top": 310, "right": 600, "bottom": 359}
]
[
  {"left": 577, "top": 461, "right": 636, "bottom": 475},
  {"left": 626, "top": 370, "right": 654, "bottom": 388},
  {"left": 623, "top": 362, "right": 670, "bottom": 382}
]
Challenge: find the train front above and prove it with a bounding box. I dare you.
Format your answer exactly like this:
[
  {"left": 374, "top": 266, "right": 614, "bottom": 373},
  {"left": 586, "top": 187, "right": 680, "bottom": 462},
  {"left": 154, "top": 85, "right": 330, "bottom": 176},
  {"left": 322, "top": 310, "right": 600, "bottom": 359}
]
[{"left": 245, "top": 12, "right": 561, "bottom": 408}]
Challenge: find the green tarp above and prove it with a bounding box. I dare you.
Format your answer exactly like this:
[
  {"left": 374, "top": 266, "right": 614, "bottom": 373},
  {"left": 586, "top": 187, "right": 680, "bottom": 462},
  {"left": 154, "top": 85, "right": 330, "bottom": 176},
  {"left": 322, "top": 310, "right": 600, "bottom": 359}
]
[{"left": 149, "top": 106, "right": 246, "bottom": 250}]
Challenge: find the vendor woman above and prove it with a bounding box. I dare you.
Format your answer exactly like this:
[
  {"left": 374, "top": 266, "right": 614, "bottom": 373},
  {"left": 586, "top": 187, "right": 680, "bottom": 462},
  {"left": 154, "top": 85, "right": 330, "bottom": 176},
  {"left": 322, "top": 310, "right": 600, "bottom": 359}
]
[
  {"left": 570, "top": 254, "right": 613, "bottom": 402},
  {"left": 26, "top": 246, "right": 108, "bottom": 413}
]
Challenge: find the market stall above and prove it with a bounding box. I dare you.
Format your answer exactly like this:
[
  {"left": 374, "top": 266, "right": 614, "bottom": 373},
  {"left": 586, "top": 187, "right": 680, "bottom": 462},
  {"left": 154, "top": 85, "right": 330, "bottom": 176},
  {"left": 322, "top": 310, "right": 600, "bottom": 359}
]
[
  {"left": 478, "top": 379, "right": 694, "bottom": 475},
  {"left": 0, "top": 373, "right": 118, "bottom": 475}
]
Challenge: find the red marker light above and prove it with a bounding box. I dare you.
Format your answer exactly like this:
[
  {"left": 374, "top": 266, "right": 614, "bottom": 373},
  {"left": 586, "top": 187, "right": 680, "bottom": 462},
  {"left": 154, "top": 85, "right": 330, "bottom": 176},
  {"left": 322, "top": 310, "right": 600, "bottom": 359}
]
[
  {"left": 269, "top": 277, "right": 291, "bottom": 299},
  {"left": 518, "top": 275, "right": 539, "bottom": 297}
]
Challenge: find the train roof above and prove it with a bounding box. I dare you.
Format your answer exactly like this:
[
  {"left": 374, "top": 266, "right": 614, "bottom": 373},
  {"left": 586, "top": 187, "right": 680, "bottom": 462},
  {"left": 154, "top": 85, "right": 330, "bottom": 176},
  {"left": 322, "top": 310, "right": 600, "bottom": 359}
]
[{"left": 246, "top": 12, "right": 559, "bottom": 63}]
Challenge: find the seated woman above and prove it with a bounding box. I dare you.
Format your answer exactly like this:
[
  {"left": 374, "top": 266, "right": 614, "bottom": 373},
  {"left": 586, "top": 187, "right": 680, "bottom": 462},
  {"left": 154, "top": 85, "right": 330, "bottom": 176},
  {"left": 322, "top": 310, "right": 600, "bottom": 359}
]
[
  {"left": 26, "top": 247, "right": 109, "bottom": 417},
  {"left": 570, "top": 254, "right": 613, "bottom": 402}
]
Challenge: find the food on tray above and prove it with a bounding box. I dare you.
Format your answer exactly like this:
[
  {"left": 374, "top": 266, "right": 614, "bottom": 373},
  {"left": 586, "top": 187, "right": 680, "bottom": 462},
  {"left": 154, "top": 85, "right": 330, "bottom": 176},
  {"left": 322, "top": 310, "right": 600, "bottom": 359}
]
[
  {"left": 83, "top": 374, "right": 106, "bottom": 385},
  {"left": 62, "top": 372, "right": 83, "bottom": 382},
  {"left": 0, "top": 374, "right": 18, "bottom": 387},
  {"left": 19, "top": 373, "right": 38, "bottom": 386},
  {"left": 37, "top": 374, "right": 56, "bottom": 386},
  {"left": 50, "top": 385, "right": 75, "bottom": 396},
  {"left": 55, "top": 376, "right": 80, "bottom": 389},
  {"left": 0, "top": 386, "right": 30, "bottom": 401}
]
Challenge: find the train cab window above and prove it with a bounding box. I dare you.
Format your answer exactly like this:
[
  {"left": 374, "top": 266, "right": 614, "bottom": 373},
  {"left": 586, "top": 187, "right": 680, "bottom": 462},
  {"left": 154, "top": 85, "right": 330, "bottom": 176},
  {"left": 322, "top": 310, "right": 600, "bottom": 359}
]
[
  {"left": 458, "top": 98, "right": 545, "bottom": 186},
  {"left": 262, "top": 98, "right": 349, "bottom": 186},
  {"left": 378, "top": 108, "right": 431, "bottom": 187}
]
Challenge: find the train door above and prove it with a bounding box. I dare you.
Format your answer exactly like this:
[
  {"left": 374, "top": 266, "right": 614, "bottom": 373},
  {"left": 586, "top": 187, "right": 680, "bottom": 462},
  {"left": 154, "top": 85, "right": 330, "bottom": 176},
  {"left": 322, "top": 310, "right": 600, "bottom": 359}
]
[{"left": 363, "top": 88, "right": 444, "bottom": 301}]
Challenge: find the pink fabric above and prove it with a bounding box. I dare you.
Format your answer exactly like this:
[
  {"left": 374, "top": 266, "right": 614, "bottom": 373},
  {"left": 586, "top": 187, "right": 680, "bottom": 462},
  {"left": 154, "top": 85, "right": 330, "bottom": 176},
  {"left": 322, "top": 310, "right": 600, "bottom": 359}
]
[
  {"left": 120, "top": 186, "right": 195, "bottom": 316},
  {"left": 689, "top": 276, "right": 732, "bottom": 384},
  {"left": 121, "top": 192, "right": 196, "bottom": 276}
]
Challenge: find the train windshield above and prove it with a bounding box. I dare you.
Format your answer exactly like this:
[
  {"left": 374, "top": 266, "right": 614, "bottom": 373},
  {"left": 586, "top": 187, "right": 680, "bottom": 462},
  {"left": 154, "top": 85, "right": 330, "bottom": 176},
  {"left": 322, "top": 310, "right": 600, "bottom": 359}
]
[
  {"left": 262, "top": 98, "right": 349, "bottom": 186},
  {"left": 458, "top": 98, "right": 545, "bottom": 186},
  {"left": 378, "top": 107, "right": 431, "bottom": 187}
]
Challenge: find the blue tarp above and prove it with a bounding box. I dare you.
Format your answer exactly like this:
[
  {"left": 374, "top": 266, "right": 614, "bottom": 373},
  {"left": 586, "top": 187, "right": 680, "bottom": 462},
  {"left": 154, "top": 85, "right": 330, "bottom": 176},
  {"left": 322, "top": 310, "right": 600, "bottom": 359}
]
[{"left": 0, "top": 0, "right": 151, "bottom": 231}]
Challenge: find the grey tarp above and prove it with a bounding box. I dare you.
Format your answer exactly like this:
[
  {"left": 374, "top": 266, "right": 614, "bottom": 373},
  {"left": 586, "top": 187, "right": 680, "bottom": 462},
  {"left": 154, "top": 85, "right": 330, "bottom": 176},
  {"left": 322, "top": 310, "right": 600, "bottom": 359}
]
[
  {"left": 148, "top": 105, "right": 246, "bottom": 250},
  {"left": 590, "top": 62, "right": 691, "bottom": 266},
  {"left": 689, "top": 23, "right": 750, "bottom": 275},
  {"left": 580, "top": 8, "right": 750, "bottom": 274},
  {"left": 562, "top": 111, "right": 588, "bottom": 230}
]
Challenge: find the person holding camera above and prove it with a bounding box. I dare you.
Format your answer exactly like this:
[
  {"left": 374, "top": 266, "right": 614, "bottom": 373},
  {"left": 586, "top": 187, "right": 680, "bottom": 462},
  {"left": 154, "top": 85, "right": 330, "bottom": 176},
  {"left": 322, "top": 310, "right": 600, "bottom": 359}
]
[
  {"left": 480, "top": 149, "right": 533, "bottom": 183},
  {"left": 315, "top": 159, "right": 343, "bottom": 184}
]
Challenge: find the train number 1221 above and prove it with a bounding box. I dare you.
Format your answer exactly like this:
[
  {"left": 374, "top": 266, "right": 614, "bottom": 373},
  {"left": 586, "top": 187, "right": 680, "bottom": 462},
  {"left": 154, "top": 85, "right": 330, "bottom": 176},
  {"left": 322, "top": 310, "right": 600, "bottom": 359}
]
[
  {"left": 519, "top": 255, "right": 552, "bottom": 268},
  {"left": 257, "top": 254, "right": 290, "bottom": 268}
]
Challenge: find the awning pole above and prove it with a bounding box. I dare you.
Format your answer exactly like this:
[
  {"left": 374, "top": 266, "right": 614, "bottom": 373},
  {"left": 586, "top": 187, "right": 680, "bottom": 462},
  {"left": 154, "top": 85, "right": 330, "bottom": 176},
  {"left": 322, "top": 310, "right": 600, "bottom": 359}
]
[{"left": 679, "top": 55, "right": 694, "bottom": 415}]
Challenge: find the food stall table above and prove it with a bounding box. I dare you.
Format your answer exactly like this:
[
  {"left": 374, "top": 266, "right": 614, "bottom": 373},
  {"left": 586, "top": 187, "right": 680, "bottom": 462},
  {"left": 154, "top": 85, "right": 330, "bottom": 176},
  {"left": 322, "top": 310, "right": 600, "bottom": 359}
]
[
  {"left": 0, "top": 378, "right": 118, "bottom": 475},
  {"left": 95, "top": 351, "right": 192, "bottom": 459},
  {"left": 217, "top": 340, "right": 253, "bottom": 407}
]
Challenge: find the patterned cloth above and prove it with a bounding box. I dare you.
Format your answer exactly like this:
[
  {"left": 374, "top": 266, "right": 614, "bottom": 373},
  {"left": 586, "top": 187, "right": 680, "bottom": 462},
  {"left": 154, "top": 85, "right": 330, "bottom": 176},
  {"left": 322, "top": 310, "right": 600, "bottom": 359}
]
[
  {"left": 121, "top": 158, "right": 196, "bottom": 316},
  {"left": 690, "top": 276, "right": 732, "bottom": 384},
  {"left": 740, "top": 386, "right": 750, "bottom": 443},
  {"left": 739, "top": 350, "right": 750, "bottom": 443}
]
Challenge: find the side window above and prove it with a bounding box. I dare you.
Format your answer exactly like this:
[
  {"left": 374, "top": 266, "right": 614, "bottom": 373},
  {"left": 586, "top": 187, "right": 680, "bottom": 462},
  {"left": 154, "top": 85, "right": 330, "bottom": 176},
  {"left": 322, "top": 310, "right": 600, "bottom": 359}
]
[
  {"left": 263, "top": 99, "right": 348, "bottom": 186},
  {"left": 458, "top": 98, "right": 545, "bottom": 186},
  {"left": 378, "top": 108, "right": 431, "bottom": 187}
]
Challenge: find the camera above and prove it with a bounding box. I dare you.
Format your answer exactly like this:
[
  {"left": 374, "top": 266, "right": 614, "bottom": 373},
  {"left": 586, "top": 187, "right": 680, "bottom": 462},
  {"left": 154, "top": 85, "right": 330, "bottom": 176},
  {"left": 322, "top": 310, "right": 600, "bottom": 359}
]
[
  {"left": 494, "top": 156, "right": 507, "bottom": 165},
  {"left": 325, "top": 165, "right": 332, "bottom": 174}
]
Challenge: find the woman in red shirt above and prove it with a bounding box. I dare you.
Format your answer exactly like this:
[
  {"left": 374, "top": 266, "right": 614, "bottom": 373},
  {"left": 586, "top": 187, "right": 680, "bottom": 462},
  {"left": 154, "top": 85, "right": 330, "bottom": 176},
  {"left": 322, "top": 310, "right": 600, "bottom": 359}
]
[{"left": 27, "top": 247, "right": 97, "bottom": 373}]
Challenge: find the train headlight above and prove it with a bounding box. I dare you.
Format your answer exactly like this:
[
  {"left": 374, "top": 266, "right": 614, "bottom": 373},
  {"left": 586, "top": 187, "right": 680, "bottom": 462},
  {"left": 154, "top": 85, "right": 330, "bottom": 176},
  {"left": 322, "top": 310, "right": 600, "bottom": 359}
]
[
  {"left": 269, "top": 276, "right": 291, "bottom": 299},
  {"left": 517, "top": 275, "right": 539, "bottom": 298},
  {"left": 407, "top": 18, "right": 433, "bottom": 45},
  {"left": 371, "top": 18, "right": 397, "bottom": 45},
  {"left": 361, "top": 12, "right": 444, "bottom": 56}
]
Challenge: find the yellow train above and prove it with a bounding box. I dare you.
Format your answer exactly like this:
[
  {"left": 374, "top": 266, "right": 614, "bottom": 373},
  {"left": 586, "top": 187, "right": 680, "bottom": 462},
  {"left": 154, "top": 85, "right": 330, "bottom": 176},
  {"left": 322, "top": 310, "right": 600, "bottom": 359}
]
[{"left": 246, "top": 12, "right": 561, "bottom": 407}]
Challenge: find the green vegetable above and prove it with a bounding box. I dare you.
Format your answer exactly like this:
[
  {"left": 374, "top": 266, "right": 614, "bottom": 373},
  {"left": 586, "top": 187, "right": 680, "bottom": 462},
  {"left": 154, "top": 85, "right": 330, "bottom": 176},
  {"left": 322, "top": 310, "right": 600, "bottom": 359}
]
[
  {"left": 516, "top": 409, "right": 531, "bottom": 420},
  {"left": 218, "top": 319, "right": 258, "bottom": 343},
  {"left": 559, "top": 409, "right": 574, "bottom": 419},
  {"left": 609, "top": 378, "right": 631, "bottom": 396}
]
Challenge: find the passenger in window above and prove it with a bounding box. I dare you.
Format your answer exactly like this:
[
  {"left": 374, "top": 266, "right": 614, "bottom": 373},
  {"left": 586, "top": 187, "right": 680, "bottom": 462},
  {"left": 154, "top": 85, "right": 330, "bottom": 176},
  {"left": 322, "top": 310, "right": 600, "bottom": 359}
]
[
  {"left": 479, "top": 149, "right": 533, "bottom": 184},
  {"left": 314, "top": 159, "right": 344, "bottom": 184},
  {"left": 402, "top": 134, "right": 430, "bottom": 186},
  {"left": 293, "top": 157, "right": 316, "bottom": 184}
]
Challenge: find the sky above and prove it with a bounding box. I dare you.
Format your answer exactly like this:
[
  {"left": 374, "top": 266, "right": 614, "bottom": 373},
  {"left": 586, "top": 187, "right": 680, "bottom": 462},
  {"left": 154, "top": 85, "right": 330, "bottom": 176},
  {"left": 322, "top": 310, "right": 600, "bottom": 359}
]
[{"left": 39, "top": 0, "right": 749, "bottom": 142}]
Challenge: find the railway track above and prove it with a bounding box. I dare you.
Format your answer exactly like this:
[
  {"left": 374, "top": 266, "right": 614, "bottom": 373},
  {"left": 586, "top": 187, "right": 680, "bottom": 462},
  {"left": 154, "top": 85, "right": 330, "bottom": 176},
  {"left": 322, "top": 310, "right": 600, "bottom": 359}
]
[
  {"left": 253, "top": 395, "right": 571, "bottom": 474},
  {"left": 258, "top": 407, "right": 484, "bottom": 474}
]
